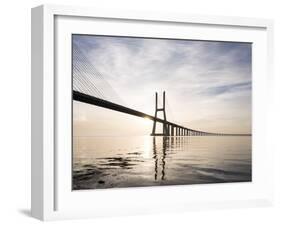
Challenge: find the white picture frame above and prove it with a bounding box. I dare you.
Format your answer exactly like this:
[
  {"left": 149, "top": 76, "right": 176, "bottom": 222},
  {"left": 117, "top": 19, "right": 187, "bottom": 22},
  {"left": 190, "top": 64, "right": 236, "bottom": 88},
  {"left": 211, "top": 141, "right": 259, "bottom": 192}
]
[{"left": 31, "top": 4, "right": 274, "bottom": 221}]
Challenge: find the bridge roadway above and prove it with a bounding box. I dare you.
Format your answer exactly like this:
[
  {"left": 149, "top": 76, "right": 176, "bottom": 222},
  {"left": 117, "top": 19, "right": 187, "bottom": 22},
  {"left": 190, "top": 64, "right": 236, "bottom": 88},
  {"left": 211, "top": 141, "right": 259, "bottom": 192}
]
[{"left": 73, "top": 91, "right": 251, "bottom": 136}]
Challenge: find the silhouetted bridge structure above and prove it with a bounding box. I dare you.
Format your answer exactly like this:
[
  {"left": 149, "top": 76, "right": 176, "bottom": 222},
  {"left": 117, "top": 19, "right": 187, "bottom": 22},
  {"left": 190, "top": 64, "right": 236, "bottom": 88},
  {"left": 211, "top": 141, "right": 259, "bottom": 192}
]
[
  {"left": 73, "top": 90, "right": 251, "bottom": 137},
  {"left": 72, "top": 41, "right": 250, "bottom": 137}
]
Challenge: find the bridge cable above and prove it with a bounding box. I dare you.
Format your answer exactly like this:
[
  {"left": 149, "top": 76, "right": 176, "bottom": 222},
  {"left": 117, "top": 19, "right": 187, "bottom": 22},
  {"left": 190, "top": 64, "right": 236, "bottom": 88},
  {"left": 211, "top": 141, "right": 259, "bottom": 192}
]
[{"left": 72, "top": 42, "right": 126, "bottom": 105}]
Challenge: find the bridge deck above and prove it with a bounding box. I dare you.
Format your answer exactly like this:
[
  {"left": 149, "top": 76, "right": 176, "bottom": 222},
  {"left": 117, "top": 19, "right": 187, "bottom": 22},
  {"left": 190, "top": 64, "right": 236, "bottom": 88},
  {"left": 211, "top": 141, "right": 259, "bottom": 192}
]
[{"left": 73, "top": 91, "right": 251, "bottom": 136}]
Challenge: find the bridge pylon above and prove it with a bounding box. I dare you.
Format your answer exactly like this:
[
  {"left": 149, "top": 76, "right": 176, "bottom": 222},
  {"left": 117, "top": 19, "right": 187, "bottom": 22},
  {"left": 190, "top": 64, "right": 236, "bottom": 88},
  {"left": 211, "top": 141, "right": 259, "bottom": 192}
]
[{"left": 151, "top": 91, "right": 169, "bottom": 136}]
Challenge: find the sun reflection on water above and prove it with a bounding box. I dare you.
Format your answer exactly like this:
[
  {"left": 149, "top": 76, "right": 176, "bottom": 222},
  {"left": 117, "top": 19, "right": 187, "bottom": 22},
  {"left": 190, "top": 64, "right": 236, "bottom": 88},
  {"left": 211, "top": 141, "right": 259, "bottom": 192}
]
[{"left": 142, "top": 136, "right": 152, "bottom": 159}]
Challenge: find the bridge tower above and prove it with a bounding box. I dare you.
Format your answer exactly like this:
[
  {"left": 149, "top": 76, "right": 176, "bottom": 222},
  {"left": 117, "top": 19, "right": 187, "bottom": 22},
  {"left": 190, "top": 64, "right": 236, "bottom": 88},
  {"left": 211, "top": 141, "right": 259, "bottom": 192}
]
[{"left": 151, "top": 91, "right": 169, "bottom": 136}]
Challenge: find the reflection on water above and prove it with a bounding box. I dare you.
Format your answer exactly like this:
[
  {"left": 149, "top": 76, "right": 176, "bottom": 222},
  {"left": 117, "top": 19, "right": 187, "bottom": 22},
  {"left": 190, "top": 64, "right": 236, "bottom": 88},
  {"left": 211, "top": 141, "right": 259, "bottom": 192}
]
[{"left": 73, "top": 136, "right": 251, "bottom": 190}]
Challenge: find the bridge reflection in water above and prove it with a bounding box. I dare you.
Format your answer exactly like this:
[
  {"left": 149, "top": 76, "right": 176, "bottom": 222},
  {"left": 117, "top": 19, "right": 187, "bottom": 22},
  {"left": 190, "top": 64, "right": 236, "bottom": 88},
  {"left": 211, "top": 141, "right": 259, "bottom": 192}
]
[
  {"left": 153, "top": 137, "right": 187, "bottom": 181},
  {"left": 73, "top": 136, "right": 251, "bottom": 190}
]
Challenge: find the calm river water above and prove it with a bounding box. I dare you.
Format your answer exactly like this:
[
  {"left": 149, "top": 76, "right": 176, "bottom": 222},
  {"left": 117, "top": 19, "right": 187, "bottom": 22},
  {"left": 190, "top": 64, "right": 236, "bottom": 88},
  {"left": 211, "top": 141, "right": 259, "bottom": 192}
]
[{"left": 73, "top": 136, "right": 251, "bottom": 190}]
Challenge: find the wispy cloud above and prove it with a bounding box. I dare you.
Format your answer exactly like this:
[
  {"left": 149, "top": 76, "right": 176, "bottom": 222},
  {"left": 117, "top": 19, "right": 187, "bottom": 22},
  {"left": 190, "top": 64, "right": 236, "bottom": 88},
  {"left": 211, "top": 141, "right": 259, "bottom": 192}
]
[{"left": 73, "top": 35, "right": 251, "bottom": 134}]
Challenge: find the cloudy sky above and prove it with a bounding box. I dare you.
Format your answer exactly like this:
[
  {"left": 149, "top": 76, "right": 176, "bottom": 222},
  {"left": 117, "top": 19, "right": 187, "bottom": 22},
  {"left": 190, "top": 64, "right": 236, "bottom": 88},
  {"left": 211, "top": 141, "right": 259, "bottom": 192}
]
[{"left": 72, "top": 35, "right": 252, "bottom": 136}]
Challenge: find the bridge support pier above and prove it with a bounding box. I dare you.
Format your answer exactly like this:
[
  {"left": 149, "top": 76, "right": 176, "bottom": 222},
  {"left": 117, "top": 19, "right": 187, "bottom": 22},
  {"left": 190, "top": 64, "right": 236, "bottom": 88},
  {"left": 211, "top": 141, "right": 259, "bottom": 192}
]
[{"left": 167, "top": 124, "right": 170, "bottom": 136}]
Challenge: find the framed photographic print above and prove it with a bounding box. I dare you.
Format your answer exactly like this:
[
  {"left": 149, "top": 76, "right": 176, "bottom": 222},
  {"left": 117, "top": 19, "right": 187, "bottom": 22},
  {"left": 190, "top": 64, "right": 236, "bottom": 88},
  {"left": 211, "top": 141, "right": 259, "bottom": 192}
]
[{"left": 31, "top": 4, "right": 274, "bottom": 220}]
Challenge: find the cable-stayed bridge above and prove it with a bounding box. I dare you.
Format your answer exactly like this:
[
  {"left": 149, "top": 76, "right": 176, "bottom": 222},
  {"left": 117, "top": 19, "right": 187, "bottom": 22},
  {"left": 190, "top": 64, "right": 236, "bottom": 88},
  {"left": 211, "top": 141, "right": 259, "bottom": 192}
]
[
  {"left": 73, "top": 90, "right": 250, "bottom": 136},
  {"left": 72, "top": 42, "right": 251, "bottom": 137}
]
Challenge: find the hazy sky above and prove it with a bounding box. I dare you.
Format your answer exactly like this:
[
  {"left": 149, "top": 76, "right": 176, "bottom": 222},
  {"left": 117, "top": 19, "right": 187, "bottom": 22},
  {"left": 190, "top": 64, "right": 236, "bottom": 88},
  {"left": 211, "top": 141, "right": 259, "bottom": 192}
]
[{"left": 73, "top": 35, "right": 252, "bottom": 136}]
